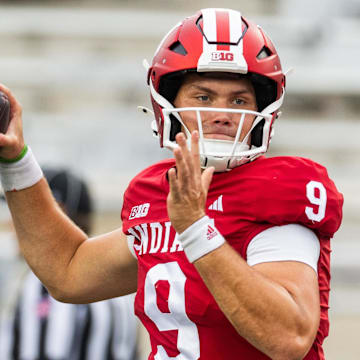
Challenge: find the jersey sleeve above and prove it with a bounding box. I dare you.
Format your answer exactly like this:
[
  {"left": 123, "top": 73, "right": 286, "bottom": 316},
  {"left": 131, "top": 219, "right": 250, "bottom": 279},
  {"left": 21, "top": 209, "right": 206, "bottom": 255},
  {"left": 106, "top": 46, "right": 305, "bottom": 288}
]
[{"left": 253, "top": 157, "right": 343, "bottom": 238}]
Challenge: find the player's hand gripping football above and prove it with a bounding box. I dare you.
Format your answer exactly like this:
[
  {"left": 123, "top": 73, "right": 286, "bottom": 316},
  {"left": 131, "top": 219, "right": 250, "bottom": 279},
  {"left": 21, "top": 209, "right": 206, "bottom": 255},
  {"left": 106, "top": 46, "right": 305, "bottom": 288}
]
[
  {"left": 0, "top": 84, "right": 25, "bottom": 160},
  {"left": 167, "top": 131, "right": 214, "bottom": 234}
]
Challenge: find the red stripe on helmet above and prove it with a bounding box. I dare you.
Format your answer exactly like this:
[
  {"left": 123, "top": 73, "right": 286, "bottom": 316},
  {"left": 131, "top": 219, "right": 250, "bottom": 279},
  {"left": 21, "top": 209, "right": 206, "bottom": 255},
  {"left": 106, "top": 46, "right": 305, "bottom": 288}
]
[{"left": 216, "top": 10, "right": 230, "bottom": 51}]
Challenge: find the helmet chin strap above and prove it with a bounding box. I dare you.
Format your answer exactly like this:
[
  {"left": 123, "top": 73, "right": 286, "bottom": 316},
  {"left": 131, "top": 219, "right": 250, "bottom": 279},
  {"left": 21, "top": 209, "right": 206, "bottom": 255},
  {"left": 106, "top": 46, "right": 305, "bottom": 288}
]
[
  {"left": 199, "top": 141, "right": 251, "bottom": 172},
  {"left": 201, "top": 156, "right": 230, "bottom": 172}
]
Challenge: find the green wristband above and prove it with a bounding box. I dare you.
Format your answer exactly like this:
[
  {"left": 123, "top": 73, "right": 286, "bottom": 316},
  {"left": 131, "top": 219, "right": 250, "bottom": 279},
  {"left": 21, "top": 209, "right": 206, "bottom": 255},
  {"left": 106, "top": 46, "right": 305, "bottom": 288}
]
[{"left": 0, "top": 145, "right": 28, "bottom": 163}]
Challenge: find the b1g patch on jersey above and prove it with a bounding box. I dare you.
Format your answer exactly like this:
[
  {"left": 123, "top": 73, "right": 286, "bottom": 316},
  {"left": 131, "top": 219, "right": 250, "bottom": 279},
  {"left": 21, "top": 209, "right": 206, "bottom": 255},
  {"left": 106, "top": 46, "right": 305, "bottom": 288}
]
[{"left": 129, "top": 203, "right": 150, "bottom": 220}]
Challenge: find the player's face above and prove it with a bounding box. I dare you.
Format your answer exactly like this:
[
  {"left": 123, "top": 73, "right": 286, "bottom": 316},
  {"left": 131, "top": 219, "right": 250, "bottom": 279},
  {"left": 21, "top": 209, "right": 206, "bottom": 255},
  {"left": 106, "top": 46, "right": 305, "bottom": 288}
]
[{"left": 173, "top": 73, "right": 258, "bottom": 142}]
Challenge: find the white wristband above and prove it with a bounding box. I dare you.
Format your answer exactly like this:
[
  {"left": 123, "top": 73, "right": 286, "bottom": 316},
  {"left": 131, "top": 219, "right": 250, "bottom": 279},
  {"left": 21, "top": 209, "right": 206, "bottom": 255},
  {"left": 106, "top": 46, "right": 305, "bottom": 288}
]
[
  {"left": 178, "top": 216, "right": 225, "bottom": 263},
  {"left": 0, "top": 146, "right": 43, "bottom": 192}
]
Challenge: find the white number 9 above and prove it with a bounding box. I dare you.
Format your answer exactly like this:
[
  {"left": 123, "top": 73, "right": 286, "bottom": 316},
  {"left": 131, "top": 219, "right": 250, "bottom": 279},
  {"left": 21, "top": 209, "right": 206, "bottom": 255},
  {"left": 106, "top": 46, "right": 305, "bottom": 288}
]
[
  {"left": 305, "top": 181, "right": 327, "bottom": 222},
  {"left": 144, "top": 262, "right": 200, "bottom": 359}
]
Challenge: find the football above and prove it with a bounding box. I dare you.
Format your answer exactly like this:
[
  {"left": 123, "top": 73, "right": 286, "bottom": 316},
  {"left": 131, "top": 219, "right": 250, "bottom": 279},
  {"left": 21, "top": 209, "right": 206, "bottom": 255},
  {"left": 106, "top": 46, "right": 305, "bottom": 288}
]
[{"left": 0, "top": 91, "right": 10, "bottom": 134}]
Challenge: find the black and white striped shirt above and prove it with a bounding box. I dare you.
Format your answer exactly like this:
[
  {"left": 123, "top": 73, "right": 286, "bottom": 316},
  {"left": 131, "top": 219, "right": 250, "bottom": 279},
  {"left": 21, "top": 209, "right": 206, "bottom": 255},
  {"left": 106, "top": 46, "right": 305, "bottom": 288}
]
[{"left": 0, "top": 272, "right": 138, "bottom": 360}]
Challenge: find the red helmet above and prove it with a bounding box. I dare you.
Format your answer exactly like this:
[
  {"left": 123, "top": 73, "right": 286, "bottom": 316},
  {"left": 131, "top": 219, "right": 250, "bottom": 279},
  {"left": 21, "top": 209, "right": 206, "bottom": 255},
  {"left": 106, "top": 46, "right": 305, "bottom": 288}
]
[{"left": 147, "top": 8, "right": 286, "bottom": 172}]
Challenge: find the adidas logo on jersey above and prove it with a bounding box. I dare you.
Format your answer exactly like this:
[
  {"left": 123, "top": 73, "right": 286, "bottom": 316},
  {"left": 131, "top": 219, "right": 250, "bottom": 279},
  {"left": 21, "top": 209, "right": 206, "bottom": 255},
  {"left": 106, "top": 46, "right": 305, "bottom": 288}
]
[
  {"left": 206, "top": 224, "right": 218, "bottom": 241},
  {"left": 129, "top": 203, "right": 150, "bottom": 220},
  {"left": 208, "top": 195, "right": 223, "bottom": 212}
]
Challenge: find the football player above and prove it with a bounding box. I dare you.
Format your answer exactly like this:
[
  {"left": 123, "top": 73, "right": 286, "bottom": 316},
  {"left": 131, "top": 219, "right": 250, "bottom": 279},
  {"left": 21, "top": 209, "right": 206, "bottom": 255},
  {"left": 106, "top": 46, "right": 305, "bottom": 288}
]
[{"left": 0, "top": 8, "right": 343, "bottom": 360}]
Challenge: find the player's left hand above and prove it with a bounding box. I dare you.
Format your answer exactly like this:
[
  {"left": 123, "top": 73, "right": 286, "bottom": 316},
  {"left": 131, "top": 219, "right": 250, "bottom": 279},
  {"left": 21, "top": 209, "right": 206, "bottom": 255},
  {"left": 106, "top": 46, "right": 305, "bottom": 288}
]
[{"left": 167, "top": 131, "right": 214, "bottom": 234}]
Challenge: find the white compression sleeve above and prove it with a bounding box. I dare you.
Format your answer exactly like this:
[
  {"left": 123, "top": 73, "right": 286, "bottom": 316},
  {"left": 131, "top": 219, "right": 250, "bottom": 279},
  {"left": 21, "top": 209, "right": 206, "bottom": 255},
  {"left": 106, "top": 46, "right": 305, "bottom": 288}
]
[{"left": 247, "top": 224, "right": 320, "bottom": 273}]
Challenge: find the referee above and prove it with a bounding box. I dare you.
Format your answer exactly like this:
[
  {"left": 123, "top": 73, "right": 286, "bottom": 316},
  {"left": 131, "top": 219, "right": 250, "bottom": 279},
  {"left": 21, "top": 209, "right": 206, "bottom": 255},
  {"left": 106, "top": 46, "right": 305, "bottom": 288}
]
[{"left": 0, "top": 168, "right": 138, "bottom": 360}]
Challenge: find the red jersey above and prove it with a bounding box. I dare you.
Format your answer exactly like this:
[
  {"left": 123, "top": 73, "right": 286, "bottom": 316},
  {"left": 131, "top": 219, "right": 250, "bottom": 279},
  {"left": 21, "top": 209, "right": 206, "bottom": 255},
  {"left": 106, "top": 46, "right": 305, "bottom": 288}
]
[{"left": 121, "top": 156, "right": 343, "bottom": 360}]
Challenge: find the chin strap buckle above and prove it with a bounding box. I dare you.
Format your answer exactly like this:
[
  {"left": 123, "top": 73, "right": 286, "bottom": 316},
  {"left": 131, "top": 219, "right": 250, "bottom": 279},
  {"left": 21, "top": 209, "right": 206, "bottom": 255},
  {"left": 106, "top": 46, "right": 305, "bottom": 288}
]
[{"left": 201, "top": 156, "right": 230, "bottom": 173}]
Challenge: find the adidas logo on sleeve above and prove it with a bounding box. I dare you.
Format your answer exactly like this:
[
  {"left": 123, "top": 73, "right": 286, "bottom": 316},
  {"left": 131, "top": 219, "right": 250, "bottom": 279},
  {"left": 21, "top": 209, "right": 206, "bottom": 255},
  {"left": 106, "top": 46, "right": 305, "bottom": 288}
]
[{"left": 208, "top": 195, "right": 223, "bottom": 212}]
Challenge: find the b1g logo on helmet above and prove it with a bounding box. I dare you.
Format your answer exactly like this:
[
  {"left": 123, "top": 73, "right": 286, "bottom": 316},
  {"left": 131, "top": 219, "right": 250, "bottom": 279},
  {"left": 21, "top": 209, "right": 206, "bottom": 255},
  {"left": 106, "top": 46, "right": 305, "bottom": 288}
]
[
  {"left": 211, "top": 52, "right": 234, "bottom": 62},
  {"left": 129, "top": 203, "right": 150, "bottom": 220}
]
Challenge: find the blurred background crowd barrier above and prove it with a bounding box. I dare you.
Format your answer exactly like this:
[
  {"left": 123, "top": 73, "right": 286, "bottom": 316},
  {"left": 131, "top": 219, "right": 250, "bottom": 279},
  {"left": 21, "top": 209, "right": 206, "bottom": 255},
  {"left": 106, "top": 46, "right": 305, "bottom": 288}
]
[{"left": 0, "top": 0, "right": 359, "bottom": 359}]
